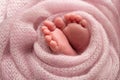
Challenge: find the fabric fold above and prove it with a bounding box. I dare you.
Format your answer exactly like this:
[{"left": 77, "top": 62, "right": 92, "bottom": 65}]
[{"left": 0, "top": 0, "right": 120, "bottom": 80}]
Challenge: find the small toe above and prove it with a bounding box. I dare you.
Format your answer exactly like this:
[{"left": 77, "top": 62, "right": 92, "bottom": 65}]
[
  {"left": 43, "top": 20, "right": 56, "bottom": 31},
  {"left": 69, "top": 14, "right": 75, "bottom": 21},
  {"left": 80, "top": 19, "right": 88, "bottom": 28},
  {"left": 64, "top": 13, "right": 73, "bottom": 23},
  {"left": 41, "top": 26, "right": 47, "bottom": 31},
  {"left": 45, "top": 35, "right": 52, "bottom": 42},
  {"left": 75, "top": 15, "right": 83, "bottom": 23},
  {"left": 50, "top": 40, "right": 59, "bottom": 51},
  {"left": 42, "top": 27, "right": 50, "bottom": 35},
  {"left": 64, "top": 13, "right": 83, "bottom": 23}
]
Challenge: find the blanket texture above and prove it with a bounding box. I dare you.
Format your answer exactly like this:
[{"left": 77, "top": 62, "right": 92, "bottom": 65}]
[{"left": 0, "top": 0, "right": 120, "bottom": 80}]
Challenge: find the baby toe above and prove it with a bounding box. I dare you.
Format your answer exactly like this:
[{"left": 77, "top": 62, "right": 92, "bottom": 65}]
[
  {"left": 50, "top": 40, "right": 59, "bottom": 52},
  {"left": 45, "top": 35, "right": 52, "bottom": 42},
  {"left": 80, "top": 19, "right": 88, "bottom": 28},
  {"left": 43, "top": 20, "right": 56, "bottom": 31},
  {"left": 43, "top": 27, "right": 50, "bottom": 35},
  {"left": 74, "top": 15, "right": 83, "bottom": 23},
  {"left": 42, "top": 26, "right": 50, "bottom": 35},
  {"left": 64, "top": 13, "right": 84, "bottom": 24},
  {"left": 54, "top": 17, "right": 65, "bottom": 30},
  {"left": 64, "top": 13, "right": 73, "bottom": 23}
]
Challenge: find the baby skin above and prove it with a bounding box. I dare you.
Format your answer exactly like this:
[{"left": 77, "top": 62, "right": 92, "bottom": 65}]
[{"left": 41, "top": 13, "right": 90, "bottom": 56}]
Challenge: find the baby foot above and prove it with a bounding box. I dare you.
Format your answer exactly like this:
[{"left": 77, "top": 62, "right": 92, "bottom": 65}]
[
  {"left": 54, "top": 13, "right": 90, "bottom": 52},
  {"left": 41, "top": 20, "right": 77, "bottom": 56}
]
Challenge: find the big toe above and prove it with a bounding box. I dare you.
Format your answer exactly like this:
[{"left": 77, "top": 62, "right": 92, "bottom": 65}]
[{"left": 54, "top": 17, "right": 66, "bottom": 30}]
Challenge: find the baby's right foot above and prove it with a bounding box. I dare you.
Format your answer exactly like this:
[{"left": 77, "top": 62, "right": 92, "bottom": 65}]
[{"left": 54, "top": 13, "right": 90, "bottom": 52}]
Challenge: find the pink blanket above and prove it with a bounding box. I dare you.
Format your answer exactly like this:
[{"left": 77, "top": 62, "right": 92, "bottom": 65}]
[{"left": 0, "top": 0, "right": 120, "bottom": 80}]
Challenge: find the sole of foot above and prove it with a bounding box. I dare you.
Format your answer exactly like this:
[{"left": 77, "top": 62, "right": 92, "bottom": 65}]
[{"left": 54, "top": 13, "right": 90, "bottom": 52}]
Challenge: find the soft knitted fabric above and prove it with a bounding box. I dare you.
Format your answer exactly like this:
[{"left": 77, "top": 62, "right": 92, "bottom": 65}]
[{"left": 0, "top": 0, "right": 120, "bottom": 80}]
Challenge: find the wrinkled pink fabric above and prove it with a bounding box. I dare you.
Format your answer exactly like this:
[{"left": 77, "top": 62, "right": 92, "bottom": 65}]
[{"left": 0, "top": 0, "right": 120, "bottom": 80}]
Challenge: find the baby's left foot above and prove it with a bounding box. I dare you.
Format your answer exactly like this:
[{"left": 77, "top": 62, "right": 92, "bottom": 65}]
[{"left": 41, "top": 21, "right": 77, "bottom": 56}]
